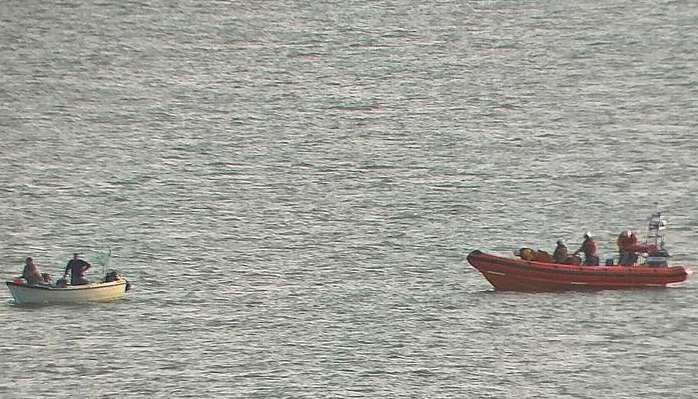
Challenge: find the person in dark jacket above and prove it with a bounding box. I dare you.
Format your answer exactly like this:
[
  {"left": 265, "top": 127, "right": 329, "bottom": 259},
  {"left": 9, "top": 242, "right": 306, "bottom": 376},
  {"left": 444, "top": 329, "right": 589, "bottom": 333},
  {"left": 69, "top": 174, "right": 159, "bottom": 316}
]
[
  {"left": 574, "top": 232, "right": 599, "bottom": 266},
  {"left": 552, "top": 240, "right": 569, "bottom": 263},
  {"left": 64, "top": 253, "right": 91, "bottom": 285}
]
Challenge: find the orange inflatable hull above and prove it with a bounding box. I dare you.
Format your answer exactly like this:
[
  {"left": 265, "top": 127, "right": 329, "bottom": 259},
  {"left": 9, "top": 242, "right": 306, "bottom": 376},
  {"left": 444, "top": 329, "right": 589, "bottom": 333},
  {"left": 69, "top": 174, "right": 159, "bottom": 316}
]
[{"left": 467, "top": 250, "right": 690, "bottom": 292}]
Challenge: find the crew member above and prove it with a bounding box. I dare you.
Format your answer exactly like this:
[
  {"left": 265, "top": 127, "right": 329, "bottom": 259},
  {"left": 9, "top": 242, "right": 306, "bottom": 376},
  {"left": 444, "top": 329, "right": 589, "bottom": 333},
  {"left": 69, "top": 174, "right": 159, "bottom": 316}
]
[
  {"left": 574, "top": 232, "right": 599, "bottom": 266},
  {"left": 617, "top": 230, "right": 638, "bottom": 266},
  {"left": 552, "top": 240, "right": 568, "bottom": 263}
]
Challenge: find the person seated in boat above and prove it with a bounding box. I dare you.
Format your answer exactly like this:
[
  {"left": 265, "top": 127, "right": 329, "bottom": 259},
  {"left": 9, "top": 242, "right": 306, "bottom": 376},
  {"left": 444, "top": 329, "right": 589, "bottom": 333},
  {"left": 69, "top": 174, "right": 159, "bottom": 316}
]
[
  {"left": 617, "top": 230, "right": 639, "bottom": 266},
  {"left": 21, "top": 257, "right": 48, "bottom": 285},
  {"left": 63, "top": 253, "right": 92, "bottom": 285},
  {"left": 574, "top": 232, "right": 599, "bottom": 266},
  {"left": 552, "top": 239, "right": 569, "bottom": 263},
  {"left": 516, "top": 248, "right": 535, "bottom": 261}
]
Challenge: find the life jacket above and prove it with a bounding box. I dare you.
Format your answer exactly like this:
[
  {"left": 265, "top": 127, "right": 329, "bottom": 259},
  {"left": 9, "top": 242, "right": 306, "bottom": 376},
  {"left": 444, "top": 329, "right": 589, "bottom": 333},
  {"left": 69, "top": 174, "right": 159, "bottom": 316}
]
[{"left": 617, "top": 231, "right": 638, "bottom": 251}]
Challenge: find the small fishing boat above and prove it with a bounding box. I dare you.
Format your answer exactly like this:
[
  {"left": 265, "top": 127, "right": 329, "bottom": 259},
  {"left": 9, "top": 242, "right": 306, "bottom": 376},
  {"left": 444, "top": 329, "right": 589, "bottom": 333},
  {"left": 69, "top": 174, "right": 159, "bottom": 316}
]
[
  {"left": 5, "top": 275, "right": 130, "bottom": 305},
  {"left": 467, "top": 211, "right": 692, "bottom": 292},
  {"left": 5, "top": 250, "right": 131, "bottom": 305}
]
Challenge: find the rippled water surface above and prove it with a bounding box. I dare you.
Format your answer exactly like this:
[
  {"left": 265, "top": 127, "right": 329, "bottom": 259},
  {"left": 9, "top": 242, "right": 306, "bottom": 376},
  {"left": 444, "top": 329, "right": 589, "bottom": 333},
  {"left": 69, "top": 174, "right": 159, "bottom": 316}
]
[{"left": 1, "top": 1, "right": 697, "bottom": 397}]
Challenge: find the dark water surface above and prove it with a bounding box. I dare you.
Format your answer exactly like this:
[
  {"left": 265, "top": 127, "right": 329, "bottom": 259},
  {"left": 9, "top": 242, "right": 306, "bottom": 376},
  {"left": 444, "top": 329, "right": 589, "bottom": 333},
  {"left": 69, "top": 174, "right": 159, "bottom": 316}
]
[{"left": 1, "top": 1, "right": 697, "bottom": 397}]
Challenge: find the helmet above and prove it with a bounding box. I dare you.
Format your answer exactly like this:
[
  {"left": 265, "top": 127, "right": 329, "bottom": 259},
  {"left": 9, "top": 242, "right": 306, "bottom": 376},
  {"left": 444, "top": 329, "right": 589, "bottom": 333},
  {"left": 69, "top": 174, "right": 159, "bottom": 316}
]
[
  {"left": 583, "top": 232, "right": 592, "bottom": 239},
  {"left": 557, "top": 239, "right": 565, "bottom": 246}
]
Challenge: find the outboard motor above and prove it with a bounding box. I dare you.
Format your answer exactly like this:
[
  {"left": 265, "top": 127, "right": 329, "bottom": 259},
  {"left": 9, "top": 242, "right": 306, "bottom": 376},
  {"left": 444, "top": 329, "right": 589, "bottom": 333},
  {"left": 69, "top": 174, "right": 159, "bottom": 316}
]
[
  {"left": 104, "top": 270, "right": 120, "bottom": 282},
  {"left": 104, "top": 269, "right": 132, "bottom": 291}
]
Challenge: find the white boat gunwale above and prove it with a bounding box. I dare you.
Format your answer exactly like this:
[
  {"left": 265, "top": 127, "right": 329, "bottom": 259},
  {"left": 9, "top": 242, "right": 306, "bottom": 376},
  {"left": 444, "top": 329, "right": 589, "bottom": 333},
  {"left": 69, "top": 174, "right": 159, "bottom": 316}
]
[
  {"left": 6, "top": 279, "right": 127, "bottom": 291},
  {"left": 5, "top": 278, "right": 130, "bottom": 305}
]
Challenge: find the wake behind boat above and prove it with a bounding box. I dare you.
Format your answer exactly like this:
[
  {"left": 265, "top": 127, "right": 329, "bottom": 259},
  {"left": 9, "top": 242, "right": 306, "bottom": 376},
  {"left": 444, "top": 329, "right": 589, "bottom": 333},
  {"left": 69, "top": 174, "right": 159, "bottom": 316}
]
[{"left": 467, "top": 211, "right": 692, "bottom": 292}]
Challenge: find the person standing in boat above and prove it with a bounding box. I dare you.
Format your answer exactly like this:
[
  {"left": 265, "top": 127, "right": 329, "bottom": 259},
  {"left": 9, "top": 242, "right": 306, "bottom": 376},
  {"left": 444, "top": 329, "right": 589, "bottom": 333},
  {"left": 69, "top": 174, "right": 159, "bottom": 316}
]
[
  {"left": 552, "top": 240, "right": 569, "bottom": 263},
  {"left": 617, "top": 230, "right": 639, "bottom": 266},
  {"left": 574, "top": 232, "right": 599, "bottom": 266},
  {"left": 21, "top": 257, "right": 46, "bottom": 285},
  {"left": 63, "top": 253, "right": 92, "bottom": 285}
]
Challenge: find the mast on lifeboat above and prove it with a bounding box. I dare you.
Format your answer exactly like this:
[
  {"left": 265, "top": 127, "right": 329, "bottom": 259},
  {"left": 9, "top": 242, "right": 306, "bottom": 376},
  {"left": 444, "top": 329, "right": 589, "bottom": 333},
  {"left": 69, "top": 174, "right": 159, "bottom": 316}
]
[{"left": 644, "top": 207, "right": 669, "bottom": 266}]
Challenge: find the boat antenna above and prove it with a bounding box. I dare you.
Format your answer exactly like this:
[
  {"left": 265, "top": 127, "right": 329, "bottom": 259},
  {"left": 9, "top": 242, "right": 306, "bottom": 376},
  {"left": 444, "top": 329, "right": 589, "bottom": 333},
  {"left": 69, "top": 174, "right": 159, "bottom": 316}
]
[
  {"left": 99, "top": 249, "right": 112, "bottom": 277},
  {"left": 646, "top": 204, "right": 666, "bottom": 250}
]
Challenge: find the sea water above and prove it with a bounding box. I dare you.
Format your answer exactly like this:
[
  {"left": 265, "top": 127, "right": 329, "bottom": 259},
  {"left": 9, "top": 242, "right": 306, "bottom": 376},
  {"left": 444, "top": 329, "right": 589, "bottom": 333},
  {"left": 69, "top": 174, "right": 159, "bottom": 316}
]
[{"left": 1, "top": 1, "right": 697, "bottom": 397}]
